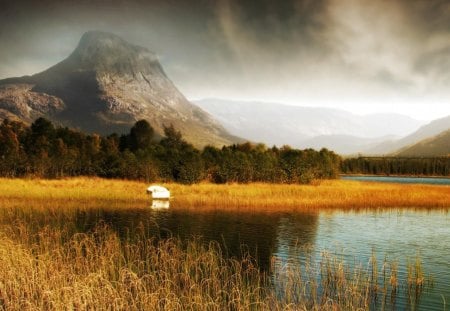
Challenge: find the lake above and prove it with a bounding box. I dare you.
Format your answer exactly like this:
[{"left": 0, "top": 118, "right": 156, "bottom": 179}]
[
  {"left": 72, "top": 206, "right": 450, "bottom": 310},
  {"left": 341, "top": 175, "right": 450, "bottom": 185}
]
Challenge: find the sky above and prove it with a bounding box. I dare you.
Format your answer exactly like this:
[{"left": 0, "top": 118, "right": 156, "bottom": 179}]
[{"left": 0, "top": 0, "right": 449, "bottom": 120}]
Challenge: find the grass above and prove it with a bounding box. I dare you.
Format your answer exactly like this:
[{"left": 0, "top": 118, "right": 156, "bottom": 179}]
[
  {"left": 0, "top": 177, "right": 441, "bottom": 310},
  {"left": 169, "top": 180, "right": 450, "bottom": 210},
  {"left": 0, "top": 177, "right": 448, "bottom": 211},
  {"left": 0, "top": 223, "right": 430, "bottom": 311}
]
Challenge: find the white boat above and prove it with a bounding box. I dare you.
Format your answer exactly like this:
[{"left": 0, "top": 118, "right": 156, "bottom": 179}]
[{"left": 147, "top": 185, "right": 170, "bottom": 199}]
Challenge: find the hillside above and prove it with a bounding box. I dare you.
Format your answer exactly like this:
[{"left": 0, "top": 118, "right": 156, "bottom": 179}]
[
  {"left": 367, "top": 115, "right": 450, "bottom": 155},
  {"left": 0, "top": 31, "right": 239, "bottom": 148},
  {"left": 395, "top": 129, "right": 450, "bottom": 157},
  {"left": 195, "top": 98, "right": 423, "bottom": 152}
]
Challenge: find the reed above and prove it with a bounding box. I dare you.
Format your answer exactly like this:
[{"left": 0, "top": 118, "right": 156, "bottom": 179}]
[
  {"left": 0, "top": 223, "right": 431, "bottom": 311},
  {"left": 0, "top": 177, "right": 442, "bottom": 309},
  {"left": 0, "top": 177, "right": 449, "bottom": 211}
]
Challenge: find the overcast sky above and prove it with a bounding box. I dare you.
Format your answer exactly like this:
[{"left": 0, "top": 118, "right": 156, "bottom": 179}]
[{"left": 1, "top": 0, "right": 449, "bottom": 120}]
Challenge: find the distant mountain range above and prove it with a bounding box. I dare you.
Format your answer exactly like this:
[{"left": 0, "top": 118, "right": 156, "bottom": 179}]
[
  {"left": 301, "top": 135, "right": 397, "bottom": 155},
  {"left": 365, "top": 116, "right": 450, "bottom": 155},
  {"left": 394, "top": 129, "right": 450, "bottom": 157},
  {"left": 195, "top": 99, "right": 432, "bottom": 154},
  {"left": 0, "top": 31, "right": 239, "bottom": 147}
]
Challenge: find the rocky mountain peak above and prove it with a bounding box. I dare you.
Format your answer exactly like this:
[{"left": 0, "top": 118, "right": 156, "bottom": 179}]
[
  {"left": 62, "top": 31, "right": 164, "bottom": 77},
  {"left": 0, "top": 32, "right": 239, "bottom": 147}
]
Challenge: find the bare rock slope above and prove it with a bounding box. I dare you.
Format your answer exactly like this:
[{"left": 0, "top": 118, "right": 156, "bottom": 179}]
[{"left": 0, "top": 31, "right": 238, "bottom": 147}]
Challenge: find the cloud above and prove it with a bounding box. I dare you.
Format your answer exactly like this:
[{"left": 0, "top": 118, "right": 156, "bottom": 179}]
[
  {"left": 323, "top": 0, "right": 450, "bottom": 95},
  {"left": 0, "top": 0, "right": 449, "bottom": 119},
  {"left": 192, "top": 0, "right": 450, "bottom": 117}
]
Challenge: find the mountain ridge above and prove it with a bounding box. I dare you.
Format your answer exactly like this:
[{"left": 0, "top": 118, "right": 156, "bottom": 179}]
[
  {"left": 195, "top": 98, "right": 425, "bottom": 153},
  {"left": 0, "top": 31, "right": 239, "bottom": 147},
  {"left": 394, "top": 129, "right": 450, "bottom": 157},
  {"left": 367, "top": 115, "right": 450, "bottom": 155}
]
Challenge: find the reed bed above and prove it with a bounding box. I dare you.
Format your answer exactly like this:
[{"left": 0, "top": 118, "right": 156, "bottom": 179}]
[
  {"left": 0, "top": 177, "right": 439, "bottom": 310},
  {"left": 0, "top": 223, "right": 430, "bottom": 311},
  {"left": 0, "top": 177, "right": 448, "bottom": 211},
  {"left": 168, "top": 180, "right": 450, "bottom": 210}
]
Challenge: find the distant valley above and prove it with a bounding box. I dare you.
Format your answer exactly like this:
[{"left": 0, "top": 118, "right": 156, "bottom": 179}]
[{"left": 195, "top": 99, "right": 446, "bottom": 155}]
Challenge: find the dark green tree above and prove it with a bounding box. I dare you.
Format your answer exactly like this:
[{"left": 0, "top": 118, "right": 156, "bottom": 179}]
[{"left": 129, "top": 120, "right": 154, "bottom": 151}]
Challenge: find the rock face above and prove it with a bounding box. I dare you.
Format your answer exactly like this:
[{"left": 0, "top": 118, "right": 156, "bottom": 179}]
[{"left": 0, "top": 31, "right": 238, "bottom": 147}]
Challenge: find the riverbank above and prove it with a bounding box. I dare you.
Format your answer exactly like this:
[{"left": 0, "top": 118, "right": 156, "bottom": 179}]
[{"left": 0, "top": 177, "right": 448, "bottom": 210}]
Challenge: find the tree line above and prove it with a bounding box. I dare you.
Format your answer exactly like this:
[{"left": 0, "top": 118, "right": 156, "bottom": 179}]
[
  {"left": 341, "top": 156, "right": 450, "bottom": 176},
  {"left": 0, "top": 118, "right": 341, "bottom": 184}
]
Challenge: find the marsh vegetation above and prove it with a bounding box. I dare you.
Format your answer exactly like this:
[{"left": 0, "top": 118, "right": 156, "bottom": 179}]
[
  {"left": 0, "top": 178, "right": 447, "bottom": 310},
  {"left": 0, "top": 221, "right": 431, "bottom": 310},
  {"left": 1, "top": 178, "right": 449, "bottom": 211}
]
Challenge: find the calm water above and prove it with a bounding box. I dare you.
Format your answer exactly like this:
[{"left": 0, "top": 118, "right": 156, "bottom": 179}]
[
  {"left": 342, "top": 175, "right": 450, "bottom": 185},
  {"left": 73, "top": 206, "right": 450, "bottom": 310}
]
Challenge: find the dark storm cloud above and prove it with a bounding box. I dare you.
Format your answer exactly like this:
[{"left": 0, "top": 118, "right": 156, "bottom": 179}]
[
  {"left": 0, "top": 0, "right": 449, "bottom": 119},
  {"left": 0, "top": 0, "right": 217, "bottom": 76}
]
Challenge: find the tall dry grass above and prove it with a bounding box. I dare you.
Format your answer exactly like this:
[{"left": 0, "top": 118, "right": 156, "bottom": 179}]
[
  {"left": 168, "top": 180, "right": 450, "bottom": 210},
  {"left": 0, "top": 177, "right": 439, "bottom": 309},
  {"left": 0, "top": 177, "right": 448, "bottom": 211},
  {"left": 0, "top": 223, "right": 430, "bottom": 311}
]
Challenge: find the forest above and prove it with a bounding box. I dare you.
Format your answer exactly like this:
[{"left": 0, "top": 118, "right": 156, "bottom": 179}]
[
  {"left": 0, "top": 118, "right": 341, "bottom": 184},
  {"left": 342, "top": 156, "right": 450, "bottom": 176}
]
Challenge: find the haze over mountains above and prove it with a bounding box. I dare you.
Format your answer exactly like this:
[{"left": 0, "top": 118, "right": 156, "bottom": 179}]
[
  {"left": 395, "top": 129, "right": 450, "bottom": 157},
  {"left": 0, "top": 31, "right": 448, "bottom": 156},
  {"left": 383, "top": 116, "right": 449, "bottom": 156},
  {"left": 196, "top": 99, "right": 437, "bottom": 154},
  {"left": 0, "top": 31, "right": 238, "bottom": 147},
  {"left": 297, "top": 118, "right": 450, "bottom": 156}
]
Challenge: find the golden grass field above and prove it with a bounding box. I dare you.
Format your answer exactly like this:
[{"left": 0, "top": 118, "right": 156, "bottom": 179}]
[
  {"left": 0, "top": 177, "right": 448, "bottom": 211},
  {"left": 0, "top": 177, "right": 441, "bottom": 310}
]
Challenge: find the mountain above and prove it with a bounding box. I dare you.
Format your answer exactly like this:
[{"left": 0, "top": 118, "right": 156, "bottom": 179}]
[
  {"left": 0, "top": 31, "right": 238, "bottom": 147},
  {"left": 395, "top": 129, "right": 450, "bottom": 157},
  {"left": 301, "top": 135, "right": 397, "bottom": 155},
  {"left": 367, "top": 115, "right": 450, "bottom": 155},
  {"left": 195, "top": 99, "right": 423, "bottom": 151}
]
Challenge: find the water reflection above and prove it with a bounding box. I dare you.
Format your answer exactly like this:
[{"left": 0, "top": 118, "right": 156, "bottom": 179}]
[
  {"left": 151, "top": 200, "right": 170, "bottom": 209},
  {"left": 73, "top": 208, "right": 319, "bottom": 269},
  {"left": 275, "top": 214, "right": 318, "bottom": 261},
  {"left": 62, "top": 207, "right": 450, "bottom": 310}
]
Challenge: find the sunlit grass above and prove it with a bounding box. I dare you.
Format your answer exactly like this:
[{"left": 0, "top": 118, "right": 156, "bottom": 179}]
[
  {"left": 0, "top": 177, "right": 448, "bottom": 211},
  {"left": 0, "top": 177, "right": 441, "bottom": 309},
  {"left": 169, "top": 180, "right": 450, "bottom": 210},
  {"left": 0, "top": 223, "right": 430, "bottom": 310}
]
